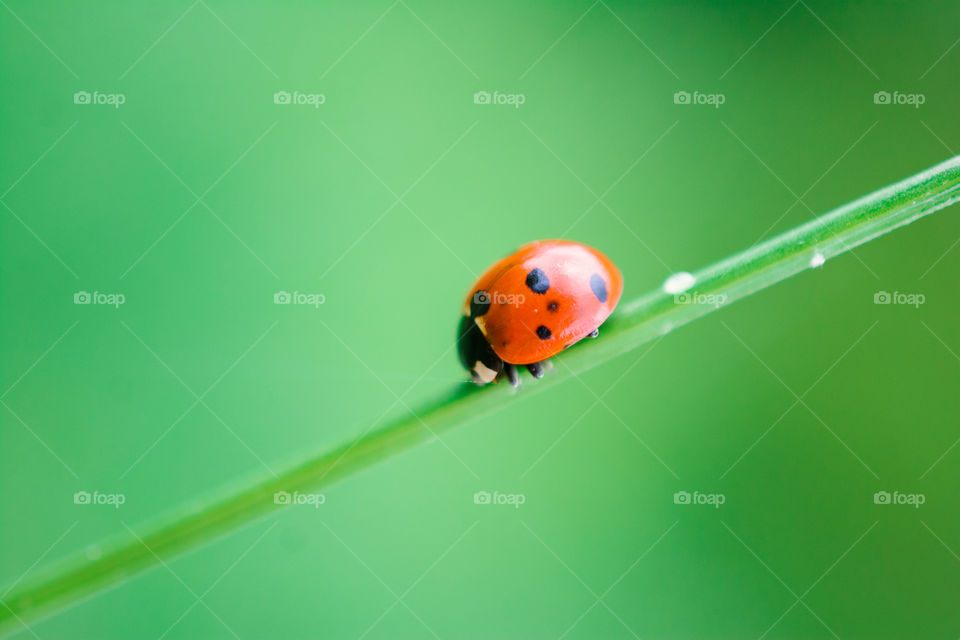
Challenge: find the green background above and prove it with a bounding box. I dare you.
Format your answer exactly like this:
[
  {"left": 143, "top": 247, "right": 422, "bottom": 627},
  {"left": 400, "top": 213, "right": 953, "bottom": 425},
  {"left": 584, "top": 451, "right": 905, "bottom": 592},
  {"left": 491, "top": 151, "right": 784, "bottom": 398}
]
[{"left": 3, "top": 0, "right": 960, "bottom": 637}]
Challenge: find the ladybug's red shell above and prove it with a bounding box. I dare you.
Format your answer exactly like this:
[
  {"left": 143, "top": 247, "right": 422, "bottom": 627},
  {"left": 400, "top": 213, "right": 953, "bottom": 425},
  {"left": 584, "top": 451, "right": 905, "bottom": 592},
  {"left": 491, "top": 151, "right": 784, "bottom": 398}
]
[{"left": 462, "top": 240, "right": 623, "bottom": 365}]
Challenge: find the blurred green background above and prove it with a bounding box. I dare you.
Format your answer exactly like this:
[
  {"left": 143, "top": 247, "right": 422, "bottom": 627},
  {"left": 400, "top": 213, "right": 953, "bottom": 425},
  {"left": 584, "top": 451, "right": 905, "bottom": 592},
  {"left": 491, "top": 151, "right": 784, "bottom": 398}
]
[{"left": 3, "top": 0, "right": 960, "bottom": 637}]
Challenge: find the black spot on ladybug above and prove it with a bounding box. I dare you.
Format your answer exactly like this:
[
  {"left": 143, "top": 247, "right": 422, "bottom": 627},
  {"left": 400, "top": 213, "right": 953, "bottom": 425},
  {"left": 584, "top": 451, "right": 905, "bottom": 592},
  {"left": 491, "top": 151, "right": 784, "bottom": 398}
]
[
  {"left": 589, "top": 274, "right": 608, "bottom": 303},
  {"left": 470, "top": 290, "right": 491, "bottom": 317},
  {"left": 525, "top": 268, "right": 550, "bottom": 294},
  {"left": 536, "top": 325, "right": 552, "bottom": 340},
  {"left": 547, "top": 301, "right": 559, "bottom": 312}
]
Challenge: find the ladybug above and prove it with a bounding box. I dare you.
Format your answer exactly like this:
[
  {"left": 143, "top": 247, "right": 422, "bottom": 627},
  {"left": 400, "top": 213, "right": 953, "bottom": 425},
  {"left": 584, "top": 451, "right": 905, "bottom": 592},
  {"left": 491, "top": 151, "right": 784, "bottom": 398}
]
[{"left": 458, "top": 240, "right": 623, "bottom": 387}]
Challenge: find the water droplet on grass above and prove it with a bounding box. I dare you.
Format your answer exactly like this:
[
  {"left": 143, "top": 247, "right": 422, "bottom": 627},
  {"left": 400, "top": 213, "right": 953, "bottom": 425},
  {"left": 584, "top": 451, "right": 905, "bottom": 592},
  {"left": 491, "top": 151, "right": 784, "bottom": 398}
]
[
  {"left": 809, "top": 252, "right": 826, "bottom": 268},
  {"left": 663, "top": 272, "right": 695, "bottom": 294}
]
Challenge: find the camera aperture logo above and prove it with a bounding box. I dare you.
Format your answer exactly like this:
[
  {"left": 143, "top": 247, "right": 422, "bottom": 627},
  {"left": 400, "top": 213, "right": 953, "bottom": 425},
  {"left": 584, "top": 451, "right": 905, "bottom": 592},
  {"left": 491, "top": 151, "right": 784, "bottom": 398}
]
[
  {"left": 873, "top": 91, "right": 925, "bottom": 108},
  {"left": 74, "top": 291, "right": 126, "bottom": 308},
  {"left": 873, "top": 490, "right": 924, "bottom": 508},
  {"left": 274, "top": 291, "right": 325, "bottom": 308},
  {"left": 274, "top": 490, "right": 325, "bottom": 508},
  {"left": 474, "top": 490, "right": 525, "bottom": 508},
  {"left": 73, "top": 90, "right": 126, "bottom": 108},
  {"left": 873, "top": 291, "right": 925, "bottom": 308},
  {"left": 473, "top": 90, "right": 526, "bottom": 108},
  {"left": 274, "top": 90, "right": 325, "bottom": 108},
  {"left": 73, "top": 490, "right": 126, "bottom": 508},
  {"left": 673, "top": 90, "right": 725, "bottom": 108},
  {"left": 673, "top": 490, "right": 725, "bottom": 508},
  {"left": 473, "top": 290, "right": 525, "bottom": 308},
  {"left": 674, "top": 291, "right": 727, "bottom": 307}
]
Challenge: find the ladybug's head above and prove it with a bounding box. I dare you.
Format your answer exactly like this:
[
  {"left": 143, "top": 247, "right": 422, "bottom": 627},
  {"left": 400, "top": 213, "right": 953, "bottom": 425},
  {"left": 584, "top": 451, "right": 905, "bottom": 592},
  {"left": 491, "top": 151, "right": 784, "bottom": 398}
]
[{"left": 456, "top": 315, "right": 502, "bottom": 385}]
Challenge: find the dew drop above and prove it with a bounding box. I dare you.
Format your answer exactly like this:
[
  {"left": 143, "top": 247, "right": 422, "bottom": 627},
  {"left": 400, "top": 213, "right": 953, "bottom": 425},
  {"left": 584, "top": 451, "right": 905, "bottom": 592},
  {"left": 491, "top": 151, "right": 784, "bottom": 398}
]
[
  {"left": 809, "top": 252, "right": 826, "bottom": 268},
  {"left": 663, "top": 272, "right": 696, "bottom": 294}
]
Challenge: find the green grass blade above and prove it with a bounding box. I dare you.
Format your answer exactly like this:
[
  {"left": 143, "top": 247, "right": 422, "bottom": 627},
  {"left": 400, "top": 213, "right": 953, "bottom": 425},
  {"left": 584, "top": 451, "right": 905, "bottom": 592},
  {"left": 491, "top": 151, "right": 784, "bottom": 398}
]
[{"left": 3, "top": 155, "right": 960, "bottom": 636}]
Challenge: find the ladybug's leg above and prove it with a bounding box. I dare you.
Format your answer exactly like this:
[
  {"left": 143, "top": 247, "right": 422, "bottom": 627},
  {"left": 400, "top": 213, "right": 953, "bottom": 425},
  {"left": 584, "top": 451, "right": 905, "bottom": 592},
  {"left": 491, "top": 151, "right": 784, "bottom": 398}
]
[
  {"left": 526, "top": 362, "right": 544, "bottom": 379},
  {"left": 503, "top": 362, "right": 520, "bottom": 388},
  {"left": 588, "top": 328, "right": 599, "bottom": 338}
]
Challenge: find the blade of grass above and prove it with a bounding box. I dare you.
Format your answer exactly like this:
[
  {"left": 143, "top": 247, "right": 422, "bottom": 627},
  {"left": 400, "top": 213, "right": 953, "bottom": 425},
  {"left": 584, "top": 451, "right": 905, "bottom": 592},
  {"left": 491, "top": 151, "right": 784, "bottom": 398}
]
[{"left": 4, "top": 155, "right": 960, "bottom": 635}]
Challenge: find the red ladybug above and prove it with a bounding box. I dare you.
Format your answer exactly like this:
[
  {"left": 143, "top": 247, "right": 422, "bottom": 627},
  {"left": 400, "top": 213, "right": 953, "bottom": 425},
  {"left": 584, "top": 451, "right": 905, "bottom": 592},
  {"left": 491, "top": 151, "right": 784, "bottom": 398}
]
[{"left": 458, "top": 240, "right": 623, "bottom": 386}]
